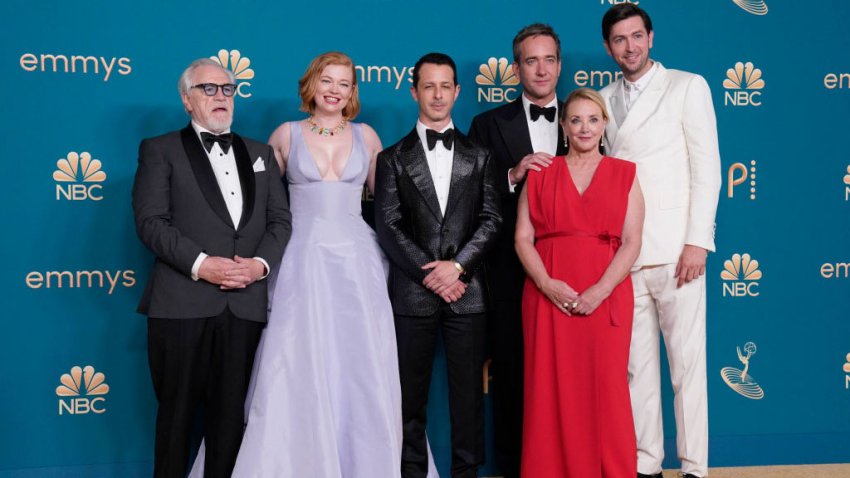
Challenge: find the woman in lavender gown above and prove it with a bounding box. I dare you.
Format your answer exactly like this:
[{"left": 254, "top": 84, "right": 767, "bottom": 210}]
[{"left": 236, "top": 51, "right": 403, "bottom": 477}]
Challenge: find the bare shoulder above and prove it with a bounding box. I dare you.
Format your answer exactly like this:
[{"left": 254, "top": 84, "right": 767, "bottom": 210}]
[
  {"left": 359, "top": 123, "right": 383, "bottom": 150},
  {"left": 268, "top": 121, "right": 293, "bottom": 145}
]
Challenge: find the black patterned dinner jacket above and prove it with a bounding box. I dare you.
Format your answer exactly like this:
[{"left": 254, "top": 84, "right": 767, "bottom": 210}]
[{"left": 375, "top": 128, "right": 502, "bottom": 317}]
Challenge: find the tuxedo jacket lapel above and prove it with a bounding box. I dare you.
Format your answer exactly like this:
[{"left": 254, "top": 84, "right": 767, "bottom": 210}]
[
  {"left": 399, "top": 129, "right": 443, "bottom": 222},
  {"left": 231, "top": 134, "right": 255, "bottom": 231},
  {"left": 180, "top": 125, "right": 234, "bottom": 228},
  {"left": 612, "top": 64, "right": 670, "bottom": 153},
  {"left": 444, "top": 139, "right": 475, "bottom": 220},
  {"left": 495, "top": 100, "right": 533, "bottom": 166}
]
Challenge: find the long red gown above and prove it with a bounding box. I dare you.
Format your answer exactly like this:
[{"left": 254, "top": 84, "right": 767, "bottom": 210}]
[{"left": 521, "top": 156, "right": 637, "bottom": 478}]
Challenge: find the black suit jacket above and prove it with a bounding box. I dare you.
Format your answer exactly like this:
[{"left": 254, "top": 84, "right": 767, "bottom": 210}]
[
  {"left": 132, "top": 124, "right": 292, "bottom": 322},
  {"left": 468, "top": 99, "right": 566, "bottom": 301},
  {"left": 375, "top": 128, "right": 502, "bottom": 317}
]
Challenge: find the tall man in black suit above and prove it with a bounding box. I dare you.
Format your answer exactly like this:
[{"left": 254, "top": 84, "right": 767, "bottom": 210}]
[
  {"left": 467, "top": 23, "right": 566, "bottom": 478},
  {"left": 375, "top": 52, "right": 502, "bottom": 478},
  {"left": 132, "top": 58, "right": 291, "bottom": 478}
]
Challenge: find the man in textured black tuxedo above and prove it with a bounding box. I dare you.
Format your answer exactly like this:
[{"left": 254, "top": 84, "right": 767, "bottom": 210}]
[
  {"left": 132, "top": 58, "right": 291, "bottom": 478},
  {"left": 375, "top": 52, "right": 502, "bottom": 478},
  {"left": 467, "top": 23, "right": 566, "bottom": 478}
]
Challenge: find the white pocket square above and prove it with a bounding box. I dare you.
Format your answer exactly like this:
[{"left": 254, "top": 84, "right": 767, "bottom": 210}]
[{"left": 253, "top": 157, "right": 266, "bottom": 172}]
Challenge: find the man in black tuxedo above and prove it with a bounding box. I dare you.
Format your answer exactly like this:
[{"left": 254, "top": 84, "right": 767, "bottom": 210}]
[
  {"left": 467, "top": 23, "right": 566, "bottom": 478},
  {"left": 132, "top": 58, "right": 291, "bottom": 478},
  {"left": 375, "top": 52, "right": 502, "bottom": 478}
]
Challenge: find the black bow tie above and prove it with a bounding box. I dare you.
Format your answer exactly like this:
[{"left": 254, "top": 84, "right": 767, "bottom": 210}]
[
  {"left": 529, "top": 104, "right": 556, "bottom": 122},
  {"left": 425, "top": 128, "right": 455, "bottom": 151},
  {"left": 200, "top": 132, "right": 233, "bottom": 154}
]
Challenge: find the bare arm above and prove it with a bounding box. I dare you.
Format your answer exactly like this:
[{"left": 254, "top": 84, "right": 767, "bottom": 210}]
[
  {"left": 361, "top": 123, "right": 383, "bottom": 193},
  {"left": 515, "top": 182, "right": 580, "bottom": 315},
  {"left": 267, "top": 122, "right": 292, "bottom": 177},
  {"left": 573, "top": 176, "right": 644, "bottom": 315}
]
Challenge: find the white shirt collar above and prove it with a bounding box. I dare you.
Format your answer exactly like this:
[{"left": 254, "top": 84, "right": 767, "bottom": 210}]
[{"left": 624, "top": 60, "right": 658, "bottom": 93}]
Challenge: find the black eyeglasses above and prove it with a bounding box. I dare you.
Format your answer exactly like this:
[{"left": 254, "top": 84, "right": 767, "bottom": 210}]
[{"left": 192, "top": 83, "right": 237, "bottom": 97}]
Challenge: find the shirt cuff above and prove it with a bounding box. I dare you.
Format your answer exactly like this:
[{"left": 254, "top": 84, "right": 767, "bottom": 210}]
[
  {"left": 191, "top": 252, "right": 208, "bottom": 281},
  {"left": 507, "top": 168, "right": 517, "bottom": 193},
  {"left": 253, "top": 257, "right": 270, "bottom": 279}
]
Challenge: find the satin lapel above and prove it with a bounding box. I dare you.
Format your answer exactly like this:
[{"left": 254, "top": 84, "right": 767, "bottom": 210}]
[
  {"left": 495, "top": 100, "right": 533, "bottom": 166},
  {"left": 443, "top": 137, "right": 475, "bottom": 220},
  {"left": 612, "top": 65, "right": 670, "bottom": 153},
  {"left": 180, "top": 125, "right": 234, "bottom": 228},
  {"left": 231, "top": 134, "right": 255, "bottom": 231},
  {"left": 399, "top": 129, "right": 443, "bottom": 222},
  {"left": 555, "top": 101, "right": 568, "bottom": 156}
]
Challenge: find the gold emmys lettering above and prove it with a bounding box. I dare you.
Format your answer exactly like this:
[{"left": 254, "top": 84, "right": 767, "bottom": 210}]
[
  {"left": 824, "top": 73, "right": 850, "bottom": 89},
  {"left": 25, "top": 269, "right": 136, "bottom": 294},
  {"left": 573, "top": 69, "right": 622, "bottom": 88},
  {"left": 721, "top": 342, "right": 765, "bottom": 399},
  {"left": 354, "top": 65, "right": 413, "bottom": 90},
  {"left": 19, "top": 53, "right": 131, "bottom": 81}
]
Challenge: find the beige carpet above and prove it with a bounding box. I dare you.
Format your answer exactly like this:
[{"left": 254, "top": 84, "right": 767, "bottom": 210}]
[{"left": 660, "top": 463, "right": 850, "bottom": 477}]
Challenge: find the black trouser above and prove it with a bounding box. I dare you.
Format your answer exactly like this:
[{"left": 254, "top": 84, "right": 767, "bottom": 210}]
[
  {"left": 488, "top": 298, "right": 524, "bottom": 478},
  {"left": 395, "top": 306, "right": 486, "bottom": 478},
  {"left": 147, "top": 308, "right": 263, "bottom": 478}
]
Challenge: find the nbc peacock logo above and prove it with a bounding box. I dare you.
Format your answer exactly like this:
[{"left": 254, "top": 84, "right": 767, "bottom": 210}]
[
  {"left": 732, "top": 0, "right": 768, "bottom": 15},
  {"left": 211, "top": 49, "right": 254, "bottom": 98},
  {"left": 476, "top": 57, "right": 520, "bottom": 104},
  {"left": 843, "top": 165, "right": 850, "bottom": 201},
  {"left": 723, "top": 61, "right": 764, "bottom": 107},
  {"left": 721, "top": 342, "right": 765, "bottom": 399},
  {"left": 56, "top": 365, "right": 109, "bottom": 415},
  {"left": 843, "top": 353, "right": 850, "bottom": 390},
  {"left": 721, "top": 253, "right": 762, "bottom": 297},
  {"left": 53, "top": 151, "right": 106, "bottom": 201}
]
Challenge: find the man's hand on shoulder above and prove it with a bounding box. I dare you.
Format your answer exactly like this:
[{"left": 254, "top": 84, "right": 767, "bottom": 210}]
[
  {"left": 675, "top": 244, "right": 708, "bottom": 288},
  {"left": 509, "top": 152, "right": 554, "bottom": 186}
]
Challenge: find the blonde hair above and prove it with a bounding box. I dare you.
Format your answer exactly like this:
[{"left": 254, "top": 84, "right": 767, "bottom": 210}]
[
  {"left": 560, "top": 87, "right": 610, "bottom": 122},
  {"left": 298, "top": 52, "right": 360, "bottom": 120}
]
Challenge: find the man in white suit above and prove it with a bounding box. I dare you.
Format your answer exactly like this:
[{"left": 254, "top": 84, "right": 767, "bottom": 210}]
[{"left": 599, "top": 4, "right": 721, "bottom": 478}]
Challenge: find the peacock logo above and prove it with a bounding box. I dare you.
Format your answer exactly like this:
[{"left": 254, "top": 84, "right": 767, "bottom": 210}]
[
  {"left": 211, "top": 49, "right": 254, "bottom": 98},
  {"left": 53, "top": 152, "right": 106, "bottom": 201},
  {"left": 721, "top": 253, "right": 762, "bottom": 297},
  {"left": 476, "top": 57, "right": 519, "bottom": 104},
  {"left": 57, "top": 365, "right": 109, "bottom": 415}
]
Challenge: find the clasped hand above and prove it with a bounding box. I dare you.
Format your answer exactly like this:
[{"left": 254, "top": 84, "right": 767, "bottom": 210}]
[
  {"left": 542, "top": 278, "right": 608, "bottom": 316},
  {"left": 422, "top": 260, "right": 466, "bottom": 303},
  {"left": 199, "top": 255, "right": 265, "bottom": 290}
]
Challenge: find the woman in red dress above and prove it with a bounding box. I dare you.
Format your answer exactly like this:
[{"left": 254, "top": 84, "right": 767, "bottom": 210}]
[{"left": 515, "top": 88, "right": 645, "bottom": 478}]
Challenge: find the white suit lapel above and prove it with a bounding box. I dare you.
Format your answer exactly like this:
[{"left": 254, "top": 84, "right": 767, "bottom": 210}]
[{"left": 611, "top": 63, "right": 670, "bottom": 154}]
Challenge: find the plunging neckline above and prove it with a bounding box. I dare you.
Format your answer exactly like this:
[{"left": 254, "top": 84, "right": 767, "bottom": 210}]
[
  {"left": 300, "top": 121, "right": 355, "bottom": 183},
  {"left": 564, "top": 155, "right": 606, "bottom": 198}
]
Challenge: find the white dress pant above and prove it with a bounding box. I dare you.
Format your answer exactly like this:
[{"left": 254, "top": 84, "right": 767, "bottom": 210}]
[{"left": 630, "top": 264, "right": 708, "bottom": 477}]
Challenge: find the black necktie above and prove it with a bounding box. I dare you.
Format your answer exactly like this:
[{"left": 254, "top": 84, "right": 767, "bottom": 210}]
[
  {"left": 425, "top": 128, "right": 455, "bottom": 151},
  {"left": 529, "top": 104, "right": 556, "bottom": 122},
  {"left": 200, "top": 132, "right": 233, "bottom": 154}
]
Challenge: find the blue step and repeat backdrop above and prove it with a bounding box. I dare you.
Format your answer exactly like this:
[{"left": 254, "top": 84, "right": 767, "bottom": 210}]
[{"left": 2, "top": 0, "right": 849, "bottom": 476}]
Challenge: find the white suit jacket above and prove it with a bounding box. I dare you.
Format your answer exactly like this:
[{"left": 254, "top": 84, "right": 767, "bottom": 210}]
[{"left": 600, "top": 62, "right": 721, "bottom": 267}]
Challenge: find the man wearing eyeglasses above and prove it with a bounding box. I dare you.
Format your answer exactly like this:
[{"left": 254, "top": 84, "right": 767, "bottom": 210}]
[{"left": 132, "top": 58, "right": 291, "bottom": 478}]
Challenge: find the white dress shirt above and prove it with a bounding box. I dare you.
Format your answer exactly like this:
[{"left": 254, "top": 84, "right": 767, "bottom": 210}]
[
  {"left": 416, "top": 120, "right": 454, "bottom": 216},
  {"left": 522, "top": 94, "right": 559, "bottom": 156},
  {"left": 623, "top": 61, "right": 659, "bottom": 111},
  {"left": 508, "top": 94, "right": 559, "bottom": 193},
  {"left": 188, "top": 121, "right": 268, "bottom": 280}
]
